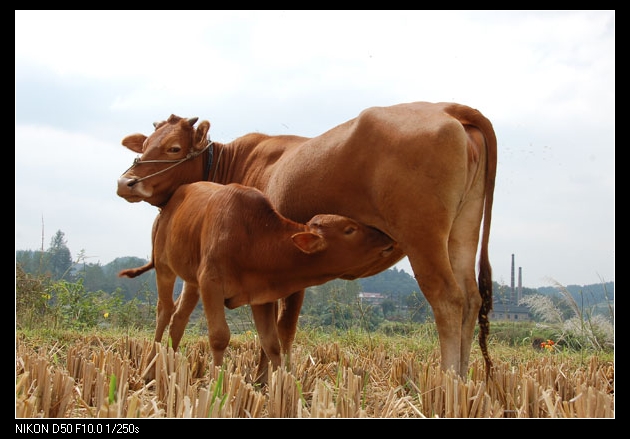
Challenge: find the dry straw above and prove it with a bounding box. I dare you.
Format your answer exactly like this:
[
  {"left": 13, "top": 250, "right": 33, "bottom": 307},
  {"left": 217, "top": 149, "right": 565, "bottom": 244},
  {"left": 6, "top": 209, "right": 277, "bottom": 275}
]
[{"left": 16, "top": 334, "right": 613, "bottom": 418}]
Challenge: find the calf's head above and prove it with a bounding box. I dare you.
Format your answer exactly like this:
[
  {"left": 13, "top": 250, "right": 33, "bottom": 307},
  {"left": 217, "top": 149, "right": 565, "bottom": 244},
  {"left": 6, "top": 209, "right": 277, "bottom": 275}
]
[{"left": 292, "top": 214, "right": 397, "bottom": 279}]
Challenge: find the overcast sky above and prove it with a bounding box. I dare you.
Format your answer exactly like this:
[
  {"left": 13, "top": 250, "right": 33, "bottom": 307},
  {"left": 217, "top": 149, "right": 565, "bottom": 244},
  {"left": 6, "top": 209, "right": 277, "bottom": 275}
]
[{"left": 15, "top": 10, "right": 614, "bottom": 288}]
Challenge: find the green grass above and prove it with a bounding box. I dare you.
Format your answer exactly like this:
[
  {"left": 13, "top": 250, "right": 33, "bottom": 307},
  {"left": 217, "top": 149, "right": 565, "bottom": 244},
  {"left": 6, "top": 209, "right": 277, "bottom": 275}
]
[{"left": 16, "top": 320, "right": 613, "bottom": 362}]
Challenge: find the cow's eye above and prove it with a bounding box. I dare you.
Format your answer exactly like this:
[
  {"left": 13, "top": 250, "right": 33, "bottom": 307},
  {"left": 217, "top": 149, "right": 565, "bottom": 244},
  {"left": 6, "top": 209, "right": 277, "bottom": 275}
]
[
  {"left": 344, "top": 226, "right": 357, "bottom": 235},
  {"left": 167, "top": 146, "right": 181, "bottom": 154}
]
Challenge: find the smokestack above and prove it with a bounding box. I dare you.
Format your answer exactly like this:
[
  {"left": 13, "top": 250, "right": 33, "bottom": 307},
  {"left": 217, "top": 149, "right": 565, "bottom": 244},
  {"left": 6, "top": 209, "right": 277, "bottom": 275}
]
[
  {"left": 518, "top": 267, "right": 523, "bottom": 303},
  {"left": 511, "top": 254, "right": 515, "bottom": 301}
]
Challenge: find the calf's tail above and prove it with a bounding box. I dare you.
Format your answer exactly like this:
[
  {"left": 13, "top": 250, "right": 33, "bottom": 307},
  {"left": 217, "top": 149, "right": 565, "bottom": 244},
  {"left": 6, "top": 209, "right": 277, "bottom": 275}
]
[{"left": 118, "top": 260, "right": 154, "bottom": 278}]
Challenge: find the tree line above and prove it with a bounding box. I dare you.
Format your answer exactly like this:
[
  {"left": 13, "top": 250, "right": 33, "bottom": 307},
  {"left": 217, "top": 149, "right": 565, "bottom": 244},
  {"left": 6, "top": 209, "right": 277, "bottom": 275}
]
[
  {"left": 16, "top": 229, "right": 613, "bottom": 338},
  {"left": 16, "top": 230, "right": 434, "bottom": 332}
]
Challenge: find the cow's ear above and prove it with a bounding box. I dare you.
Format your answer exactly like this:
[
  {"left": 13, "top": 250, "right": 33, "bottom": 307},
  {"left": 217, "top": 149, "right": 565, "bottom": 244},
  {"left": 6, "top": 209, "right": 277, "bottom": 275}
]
[
  {"left": 121, "top": 133, "right": 147, "bottom": 154},
  {"left": 291, "top": 232, "right": 328, "bottom": 254},
  {"left": 193, "top": 120, "right": 211, "bottom": 152}
]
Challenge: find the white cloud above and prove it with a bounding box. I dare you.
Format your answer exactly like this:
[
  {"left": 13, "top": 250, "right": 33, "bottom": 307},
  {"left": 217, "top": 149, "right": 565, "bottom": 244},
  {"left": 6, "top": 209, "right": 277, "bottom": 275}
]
[{"left": 15, "top": 10, "right": 615, "bottom": 287}]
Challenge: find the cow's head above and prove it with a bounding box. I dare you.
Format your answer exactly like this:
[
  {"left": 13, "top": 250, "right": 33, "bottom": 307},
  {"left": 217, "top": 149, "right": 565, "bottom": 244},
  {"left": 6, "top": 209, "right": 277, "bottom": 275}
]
[{"left": 117, "top": 114, "right": 211, "bottom": 207}]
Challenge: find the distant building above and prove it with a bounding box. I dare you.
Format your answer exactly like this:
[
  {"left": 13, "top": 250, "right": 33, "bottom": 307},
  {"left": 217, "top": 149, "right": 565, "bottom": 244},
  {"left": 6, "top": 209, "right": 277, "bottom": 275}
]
[
  {"left": 358, "top": 292, "right": 386, "bottom": 305},
  {"left": 488, "top": 303, "right": 531, "bottom": 321}
]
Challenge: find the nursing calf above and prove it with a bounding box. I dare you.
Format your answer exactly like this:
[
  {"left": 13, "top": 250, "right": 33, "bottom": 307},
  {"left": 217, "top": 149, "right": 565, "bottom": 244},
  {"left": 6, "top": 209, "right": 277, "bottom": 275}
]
[{"left": 119, "top": 181, "right": 395, "bottom": 382}]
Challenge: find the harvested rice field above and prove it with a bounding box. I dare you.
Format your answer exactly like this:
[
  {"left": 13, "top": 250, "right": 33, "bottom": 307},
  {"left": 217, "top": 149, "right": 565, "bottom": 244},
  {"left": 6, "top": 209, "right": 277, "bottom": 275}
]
[{"left": 16, "top": 331, "right": 614, "bottom": 418}]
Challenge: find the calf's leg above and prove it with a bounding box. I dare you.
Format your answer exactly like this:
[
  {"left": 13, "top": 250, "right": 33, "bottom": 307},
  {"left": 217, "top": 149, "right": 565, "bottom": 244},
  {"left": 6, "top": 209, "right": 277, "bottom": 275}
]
[
  {"left": 198, "top": 278, "right": 230, "bottom": 368},
  {"left": 169, "top": 282, "right": 200, "bottom": 351},
  {"left": 145, "top": 272, "right": 177, "bottom": 381},
  {"left": 253, "top": 291, "right": 304, "bottom": 384},
  {"left": 251, "top": 302, "right": 282, "bottom": 385}
]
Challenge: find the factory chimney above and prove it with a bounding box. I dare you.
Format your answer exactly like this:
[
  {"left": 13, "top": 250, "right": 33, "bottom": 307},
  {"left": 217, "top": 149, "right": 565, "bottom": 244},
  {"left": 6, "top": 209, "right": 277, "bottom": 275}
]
[
  {"left": 511, "top": 254, "right": 515, "bottom": 302},
  {"left": 518, "top": 267, "right": 523, "bottom": 303}
]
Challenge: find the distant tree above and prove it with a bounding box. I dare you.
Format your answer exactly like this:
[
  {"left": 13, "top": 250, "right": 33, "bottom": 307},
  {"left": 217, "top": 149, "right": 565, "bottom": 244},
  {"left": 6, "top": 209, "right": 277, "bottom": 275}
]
[
  {"left": 302, "top": 279, "right": 361, "bottom": 329},
  {"left": 405, "top": 291, "right": 432, "bottom": 322},
  {"left": 359, "top": 267, "right": 419, "bottom": 299},
  {"left": 75, "top": 261, "right": 108, "bottom": 294},
  {"left": 15, "top": 263, "right": 51, "bottom": 328},
  {"left": 15, "top": 250, "right": 50, "bottom": 275},
  {"left": 380, "top": 299, "right": 396, "bottom": 318},
  {"left": 47, "top": 230, "right": 72, "bottom": 280},
  {"left": 102, "top": 257, "right": 159, "bottom": 302}
]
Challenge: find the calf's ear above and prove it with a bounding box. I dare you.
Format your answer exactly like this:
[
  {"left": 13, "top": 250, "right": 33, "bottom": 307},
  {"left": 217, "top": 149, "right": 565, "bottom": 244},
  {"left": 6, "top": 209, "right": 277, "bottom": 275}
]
[{"left": 291, "top": 232, "right": 328, "bottom": 254}]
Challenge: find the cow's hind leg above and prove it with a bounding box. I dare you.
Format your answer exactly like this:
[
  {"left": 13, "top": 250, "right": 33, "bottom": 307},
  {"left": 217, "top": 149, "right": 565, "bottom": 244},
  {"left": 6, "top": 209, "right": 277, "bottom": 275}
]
[
  {"left": 406, "top": 245, "right": 466, "bottom": 377},
  {"left": 447, "top": 244, "right": 482, "bottom": 377},
  {"left": 448, "top": 199, "right": 487, "bottom": 377}
]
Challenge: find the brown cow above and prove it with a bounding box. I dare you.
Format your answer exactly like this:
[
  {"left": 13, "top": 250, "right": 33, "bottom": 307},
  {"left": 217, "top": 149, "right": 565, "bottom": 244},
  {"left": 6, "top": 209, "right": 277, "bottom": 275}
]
[
  {"left": 119, "top": 181, "right": 396, "bottom": 383},
  {"left": 117, "top": 101, "right": 497, "bottom": 379}
]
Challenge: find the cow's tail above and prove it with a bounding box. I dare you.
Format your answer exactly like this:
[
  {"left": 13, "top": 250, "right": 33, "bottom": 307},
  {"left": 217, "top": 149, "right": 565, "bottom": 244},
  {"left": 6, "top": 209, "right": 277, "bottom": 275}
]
[{"left": 473, "top": 110, "right": 497, "bottom": 380}]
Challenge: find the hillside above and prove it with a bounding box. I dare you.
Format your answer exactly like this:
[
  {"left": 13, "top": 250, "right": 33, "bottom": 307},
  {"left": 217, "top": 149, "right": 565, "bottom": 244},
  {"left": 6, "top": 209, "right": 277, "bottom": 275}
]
[{"left": 16, "top": 250, "right": 614, "bottom": 307}]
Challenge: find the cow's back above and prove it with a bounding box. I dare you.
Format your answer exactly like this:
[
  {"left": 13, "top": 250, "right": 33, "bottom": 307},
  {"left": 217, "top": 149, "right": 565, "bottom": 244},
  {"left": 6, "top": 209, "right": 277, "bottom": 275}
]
[{"left": 262, "top": 102, "right": 492, "bottom": 261}]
